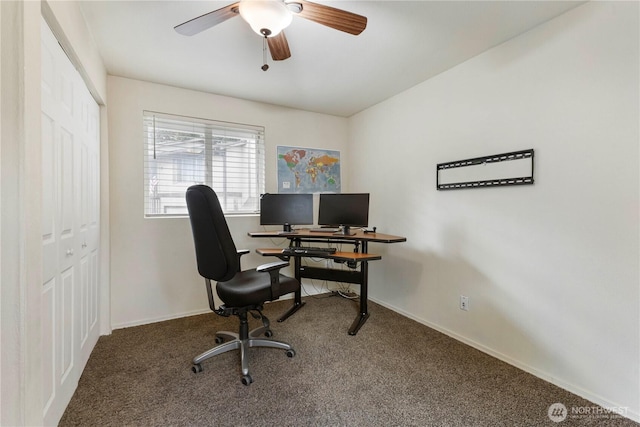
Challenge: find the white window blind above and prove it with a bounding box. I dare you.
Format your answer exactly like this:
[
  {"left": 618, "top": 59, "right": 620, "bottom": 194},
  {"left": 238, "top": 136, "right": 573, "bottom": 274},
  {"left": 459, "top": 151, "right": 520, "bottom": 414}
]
[{"left": 143, "top": 111, "right": 265, "bottom": 217}]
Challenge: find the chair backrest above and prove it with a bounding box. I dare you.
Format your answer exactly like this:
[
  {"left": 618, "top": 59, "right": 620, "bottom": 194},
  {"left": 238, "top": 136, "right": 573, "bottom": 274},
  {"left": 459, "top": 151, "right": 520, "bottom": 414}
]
[{"left": 185, "top": 185, "right": 239, "bottom": 282}]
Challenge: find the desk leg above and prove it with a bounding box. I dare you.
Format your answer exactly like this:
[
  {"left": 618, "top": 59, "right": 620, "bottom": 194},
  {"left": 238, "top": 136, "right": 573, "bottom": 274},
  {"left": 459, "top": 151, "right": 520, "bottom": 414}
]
[
  {"left": 277, "top": 297, "right": 305, "bottom": 322},
  {"left": 278, "top": 245, "right": 305, "bottom": 322},
  {"left": 348, "top": 244, "right": 370, "bottom": 335}
]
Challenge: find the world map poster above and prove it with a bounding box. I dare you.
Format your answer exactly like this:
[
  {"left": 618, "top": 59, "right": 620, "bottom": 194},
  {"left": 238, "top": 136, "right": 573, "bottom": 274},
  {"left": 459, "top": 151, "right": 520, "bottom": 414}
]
[{"left": 277, "top": 146, "right": 341, "bottom": 193}]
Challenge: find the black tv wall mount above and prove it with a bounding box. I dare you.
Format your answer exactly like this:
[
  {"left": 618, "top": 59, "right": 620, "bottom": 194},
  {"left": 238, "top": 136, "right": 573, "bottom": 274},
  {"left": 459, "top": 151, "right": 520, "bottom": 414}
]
[{"left": 437, "top": 149, "right": 534, "bottom": 190}]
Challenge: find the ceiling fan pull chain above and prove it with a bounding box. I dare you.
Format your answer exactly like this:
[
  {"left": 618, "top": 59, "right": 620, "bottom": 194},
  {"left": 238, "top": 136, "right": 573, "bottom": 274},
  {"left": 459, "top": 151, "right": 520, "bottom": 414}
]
[{"left": 261, "top": 36, "right": 269, "bottom": 71}]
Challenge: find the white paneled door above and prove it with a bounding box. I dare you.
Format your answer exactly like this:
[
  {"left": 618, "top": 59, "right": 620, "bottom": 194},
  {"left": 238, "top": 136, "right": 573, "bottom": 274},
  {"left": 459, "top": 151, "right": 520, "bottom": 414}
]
[{"left": 41, "top": 19, "right": 100, "bottom": 426}]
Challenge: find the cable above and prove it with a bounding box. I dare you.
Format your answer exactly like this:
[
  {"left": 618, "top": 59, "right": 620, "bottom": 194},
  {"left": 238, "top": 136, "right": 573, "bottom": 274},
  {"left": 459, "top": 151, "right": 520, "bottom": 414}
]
[
  {"left": 260, "top": 225, "right": 292, "bottom": 247},
  {"left": 336, "top": 289, "right": 359, "bottom": 300}
]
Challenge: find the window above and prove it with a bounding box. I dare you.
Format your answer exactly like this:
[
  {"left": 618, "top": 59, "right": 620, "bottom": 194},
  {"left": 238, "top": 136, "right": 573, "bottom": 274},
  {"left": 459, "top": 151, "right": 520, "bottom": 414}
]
[{"left": 143, "top": 111, "right": 265, "bottom": 217}]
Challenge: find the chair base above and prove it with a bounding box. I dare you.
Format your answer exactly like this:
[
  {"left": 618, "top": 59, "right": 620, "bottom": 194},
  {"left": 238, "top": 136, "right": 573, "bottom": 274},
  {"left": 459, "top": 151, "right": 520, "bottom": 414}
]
[{"left": 192, "top": 319, "right": 295, "bottom": 385}]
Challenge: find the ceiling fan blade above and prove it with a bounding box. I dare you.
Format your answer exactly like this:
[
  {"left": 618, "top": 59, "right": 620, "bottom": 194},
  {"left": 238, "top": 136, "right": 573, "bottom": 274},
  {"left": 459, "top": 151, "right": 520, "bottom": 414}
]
[
  {"left": 268, "top": 32, "right": 292, "bottom": 61},
  {"left": 174, "top": 2, "right": 240, "bottom": 36},
  {"left": 293, "top": 0, "right": 367, "bottom": 35}
]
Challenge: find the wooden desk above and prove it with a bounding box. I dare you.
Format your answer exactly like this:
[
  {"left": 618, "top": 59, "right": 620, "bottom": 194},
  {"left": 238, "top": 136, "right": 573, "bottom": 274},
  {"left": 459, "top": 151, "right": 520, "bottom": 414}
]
[
  {"left": 249, "top": 229, "right": 406, "bottom": 335},
  {"left": 248, "top": 228, "right": 406, "bottom": 244}
]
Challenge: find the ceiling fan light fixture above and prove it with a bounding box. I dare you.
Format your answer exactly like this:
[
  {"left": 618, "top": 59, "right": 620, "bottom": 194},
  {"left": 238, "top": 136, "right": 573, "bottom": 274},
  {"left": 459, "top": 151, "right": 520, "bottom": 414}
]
[{"left": 239, "top": 0, "right": 292, "bottom": 37}]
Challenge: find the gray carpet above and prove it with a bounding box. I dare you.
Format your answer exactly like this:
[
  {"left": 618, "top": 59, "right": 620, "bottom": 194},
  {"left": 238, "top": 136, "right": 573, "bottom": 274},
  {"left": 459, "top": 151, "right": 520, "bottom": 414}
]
[{"left": 60, "top": 294, "right": 637, "bottom": 426}]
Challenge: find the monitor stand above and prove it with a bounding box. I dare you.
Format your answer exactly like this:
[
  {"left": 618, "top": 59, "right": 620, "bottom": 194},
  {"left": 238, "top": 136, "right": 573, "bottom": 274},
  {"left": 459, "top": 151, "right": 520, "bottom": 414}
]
[{"left": 334, "top": 225, "right": 356, "bottom": 236}]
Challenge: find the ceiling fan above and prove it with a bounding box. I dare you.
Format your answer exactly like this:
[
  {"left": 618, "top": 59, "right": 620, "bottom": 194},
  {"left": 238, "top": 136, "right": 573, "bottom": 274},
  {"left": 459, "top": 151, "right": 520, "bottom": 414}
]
[{"left": 174, "top": 0, "right": 367, "bottom": 68}]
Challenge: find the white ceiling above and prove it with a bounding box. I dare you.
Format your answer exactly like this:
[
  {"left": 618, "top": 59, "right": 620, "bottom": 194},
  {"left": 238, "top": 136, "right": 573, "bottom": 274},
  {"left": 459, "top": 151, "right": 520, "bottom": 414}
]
[{"left": 79, "top": 0, "right": 583, "bottom": 117}]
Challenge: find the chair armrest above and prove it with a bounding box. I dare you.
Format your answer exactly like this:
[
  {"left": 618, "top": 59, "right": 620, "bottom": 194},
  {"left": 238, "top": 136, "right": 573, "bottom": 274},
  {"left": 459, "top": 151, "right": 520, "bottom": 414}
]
[
  {"left": 256, "top": 260, "right": 290, "bottom": 272},
  {"left": 236, "top": 249, "right": 250, "bottom": 271},
  {"left": 256, "top": 260, "right": 290, "bottom": 300}
]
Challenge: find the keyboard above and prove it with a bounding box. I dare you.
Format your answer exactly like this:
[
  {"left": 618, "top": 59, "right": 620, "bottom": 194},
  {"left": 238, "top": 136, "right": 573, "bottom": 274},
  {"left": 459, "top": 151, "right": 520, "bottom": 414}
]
[
  {"left": 281, "top": 246, "right": 337, "bottom": 256},
  {"left": 309, "top": 228, "right": 340, "bottom": 233}
]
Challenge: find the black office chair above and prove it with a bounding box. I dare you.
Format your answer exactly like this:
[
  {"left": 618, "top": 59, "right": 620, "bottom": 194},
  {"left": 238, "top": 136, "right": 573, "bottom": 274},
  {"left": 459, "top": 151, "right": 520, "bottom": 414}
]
[{"left": 185, "top": 185, "right": 298, "bottom": 385}]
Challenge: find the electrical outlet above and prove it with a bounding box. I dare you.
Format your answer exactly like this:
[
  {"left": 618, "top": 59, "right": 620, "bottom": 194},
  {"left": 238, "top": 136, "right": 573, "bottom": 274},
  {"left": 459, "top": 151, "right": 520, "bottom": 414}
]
[{"left": 460, "top": 295, "right": 469, "bottom": 311}]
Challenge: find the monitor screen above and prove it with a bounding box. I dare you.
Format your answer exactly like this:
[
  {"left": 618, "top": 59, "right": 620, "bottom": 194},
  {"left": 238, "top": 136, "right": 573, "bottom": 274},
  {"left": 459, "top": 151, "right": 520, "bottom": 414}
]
[
  {"left": 318, "top": 193, "right": 369, "bottom": 234},
  {"left": 260, "top": 193, "right": 313, "bottom": 232}
]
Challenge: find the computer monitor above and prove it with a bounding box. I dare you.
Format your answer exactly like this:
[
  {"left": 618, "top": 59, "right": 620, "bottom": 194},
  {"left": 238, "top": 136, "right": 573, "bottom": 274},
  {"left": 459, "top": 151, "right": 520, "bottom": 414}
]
[
  {"left": 318, "top": 193, "right": 370, "bottom": 235},
  {"left": 260, "top": 193, "right": 313, "bottom": 233}
]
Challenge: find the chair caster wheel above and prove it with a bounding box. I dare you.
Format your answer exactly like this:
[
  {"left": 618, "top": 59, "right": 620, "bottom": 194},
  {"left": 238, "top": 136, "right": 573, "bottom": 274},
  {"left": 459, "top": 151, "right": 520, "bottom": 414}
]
[
  {"left": 192, "top": 363, "right": 203, "bottom": 374},
  {"left": 215, "top": 336, "right": 224, "bottom": 344},
  {"left": 241, "top": 375, "right": 253, "bottom": 385},
  {"left": 264, "top": 329, "right": 273, "bottom": 338},
  {"left": 285, "top": 349, "right": 296, "bottom": 358}
]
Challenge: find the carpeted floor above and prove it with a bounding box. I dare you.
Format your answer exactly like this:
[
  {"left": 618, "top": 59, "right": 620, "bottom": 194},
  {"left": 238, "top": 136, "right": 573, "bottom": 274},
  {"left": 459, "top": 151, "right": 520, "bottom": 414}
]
[{"left": 60, "top": 294, "right": 637, "bottom": 426}]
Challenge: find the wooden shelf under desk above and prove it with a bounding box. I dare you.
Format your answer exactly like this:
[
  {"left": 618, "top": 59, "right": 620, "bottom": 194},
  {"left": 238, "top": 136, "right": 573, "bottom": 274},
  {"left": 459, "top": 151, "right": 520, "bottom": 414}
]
[{"left": 256, "top": 248, "right": 382, "bottom": 262}]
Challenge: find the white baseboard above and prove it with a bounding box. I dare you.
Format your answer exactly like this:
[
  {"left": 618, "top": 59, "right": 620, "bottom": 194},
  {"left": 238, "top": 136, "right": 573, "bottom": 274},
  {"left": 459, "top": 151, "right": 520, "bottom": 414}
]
[
  {"left": 369, "top": 297, "right": 640, "bottom": 423},
  {"left": 111, "top": 308, "right": 211, "bottom": 330},
  {"left": 109, "top": 293, "right": 300, "bottom": 331}
]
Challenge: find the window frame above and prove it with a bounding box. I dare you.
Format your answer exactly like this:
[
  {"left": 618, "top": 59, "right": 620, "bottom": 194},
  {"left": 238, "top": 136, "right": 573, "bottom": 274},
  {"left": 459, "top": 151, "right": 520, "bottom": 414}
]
[{"left": 143, "top": 111, "right": 265, "bottom": 218}]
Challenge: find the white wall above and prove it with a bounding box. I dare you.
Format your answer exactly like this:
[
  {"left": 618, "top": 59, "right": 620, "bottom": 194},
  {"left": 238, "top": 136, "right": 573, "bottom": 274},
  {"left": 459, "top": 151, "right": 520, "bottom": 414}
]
[
  {"left": 108, "top": 76, "right": 348, "bottom": 328},
  {"left": 349, "top": 1, "right": 639, "bottom": 419},
  {"left": 1, "top": 3, "right": 47, "bottom": 425}
]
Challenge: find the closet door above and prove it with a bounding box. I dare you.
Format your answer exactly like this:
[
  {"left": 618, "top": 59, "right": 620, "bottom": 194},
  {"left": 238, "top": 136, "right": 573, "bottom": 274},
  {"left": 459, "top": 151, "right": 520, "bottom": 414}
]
[{"left": 41, "top": 19, "right": 100, "bottom": 426}]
